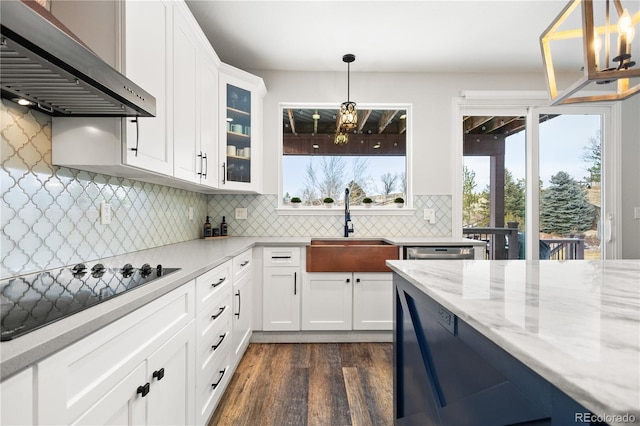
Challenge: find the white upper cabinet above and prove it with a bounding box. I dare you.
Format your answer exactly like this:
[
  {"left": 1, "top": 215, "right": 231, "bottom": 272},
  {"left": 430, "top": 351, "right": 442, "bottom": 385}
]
[
  {"left": 123, "top": 0, "right": 173, "bottom": 176},
  {"left": 198, "top": 55, "right": 220, "bottom": 188},
  {"left": 219, "top": 64, "right": 266, "bottom": 193},
  {"left": 173, "top": 3, "right": 219, "bottom": 187},
  {"left": 51, "top": 0, "right": 174, "bottom": 178}
]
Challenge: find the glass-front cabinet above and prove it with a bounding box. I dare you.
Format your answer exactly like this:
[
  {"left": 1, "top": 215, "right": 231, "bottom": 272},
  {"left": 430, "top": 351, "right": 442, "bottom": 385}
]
[{"left": 219, "top": 64, "right": 265, "bottom": 192}]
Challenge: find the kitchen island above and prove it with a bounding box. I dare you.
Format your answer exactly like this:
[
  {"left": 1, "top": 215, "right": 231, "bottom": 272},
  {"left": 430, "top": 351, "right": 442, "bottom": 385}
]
[{"left": 387, "top": 259, "right": 640, "bottom": 426}]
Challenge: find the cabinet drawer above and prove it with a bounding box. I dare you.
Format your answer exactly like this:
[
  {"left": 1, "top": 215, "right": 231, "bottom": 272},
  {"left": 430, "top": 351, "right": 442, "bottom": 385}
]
[
  {"left": 196, "top": 344, "right": 232, "bottom": 425},
  {"left": 37, "top": 282, "right": 195, "bottom": 425},
  {"left": 233, "top": 248, "right": 252, "bottom": 280},
  {"left": 196, "top": 289, "right": 232, "bottom": 348},
  {"left": 263, "top": 247, "right": 301, "bottom": 267},
  {"left": 196, "top": 260, "right": 232, "bottom": 312}
]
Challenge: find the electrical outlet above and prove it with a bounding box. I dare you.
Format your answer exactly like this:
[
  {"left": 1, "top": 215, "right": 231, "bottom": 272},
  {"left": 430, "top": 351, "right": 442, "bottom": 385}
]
[
  {"left": 235, "top": 207, "right": 248, "bottom": 220},
  {"left": 188, "top": 206, "right": 194, "bottom": 220},
  {"left": 424, "top": 208, "right": 435, "bottom": 224},
  {"left": 635, "top": 207, "right": 640, "bottom": 219},
  {"left": 100, "top": 202, "right": 112, "bottom": 225}
]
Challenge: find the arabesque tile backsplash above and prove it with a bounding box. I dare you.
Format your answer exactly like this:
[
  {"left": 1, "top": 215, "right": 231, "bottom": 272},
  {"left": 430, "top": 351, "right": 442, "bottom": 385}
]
[
  {"left": 1, "top": 100, "right": 451, "bottom": 278},
  {"left": 206, "top": 194, "right": 452, "bottom": 238}
]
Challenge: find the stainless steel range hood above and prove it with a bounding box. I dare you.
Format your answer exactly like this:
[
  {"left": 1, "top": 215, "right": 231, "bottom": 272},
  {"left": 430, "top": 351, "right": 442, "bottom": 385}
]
[{"left": 0, "top": 0, "right": 155, "bottom": 117}]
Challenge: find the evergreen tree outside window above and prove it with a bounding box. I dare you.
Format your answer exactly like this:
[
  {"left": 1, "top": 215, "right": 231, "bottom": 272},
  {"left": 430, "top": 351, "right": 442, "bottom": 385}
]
[{"left": 540, "top": 171, "right": 595, "bottom": 235}]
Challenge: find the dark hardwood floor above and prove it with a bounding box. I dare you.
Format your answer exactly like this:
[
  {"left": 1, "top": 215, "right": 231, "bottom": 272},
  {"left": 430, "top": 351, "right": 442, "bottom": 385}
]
[{"left": 208, "top": 343, "right": 393, "bottom": 426}]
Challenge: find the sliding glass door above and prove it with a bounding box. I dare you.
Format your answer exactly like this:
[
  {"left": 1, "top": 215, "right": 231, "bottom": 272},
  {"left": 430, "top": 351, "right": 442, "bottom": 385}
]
[{"left": 459, "top": 101, "right": 617, "bottom": 260}]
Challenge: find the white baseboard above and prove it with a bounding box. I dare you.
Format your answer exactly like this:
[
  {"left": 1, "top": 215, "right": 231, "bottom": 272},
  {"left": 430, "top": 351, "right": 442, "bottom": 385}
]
[{"left": 250, "top": 330, "right": 392, "bottom": 343}]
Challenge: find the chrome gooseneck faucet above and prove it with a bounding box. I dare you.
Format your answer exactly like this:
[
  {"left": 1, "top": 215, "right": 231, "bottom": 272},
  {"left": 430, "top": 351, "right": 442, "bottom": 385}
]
[{"left": 344, "top": 187, "right": 354, "bottom": 237}]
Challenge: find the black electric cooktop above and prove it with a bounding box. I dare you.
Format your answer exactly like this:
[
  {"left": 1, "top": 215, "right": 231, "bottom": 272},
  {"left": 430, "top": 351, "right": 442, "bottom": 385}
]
[{"left": 0, "top": 263, "right": 180, "bottom": 341}]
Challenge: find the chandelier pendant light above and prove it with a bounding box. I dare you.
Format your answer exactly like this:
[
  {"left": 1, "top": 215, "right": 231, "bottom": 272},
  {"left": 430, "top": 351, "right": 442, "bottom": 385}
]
[
  {"left": 540, "top": 0, "right": 640, "bottom": 105},
  {"left": 336, "top": 53, "right": 357, "bottom": 144}
]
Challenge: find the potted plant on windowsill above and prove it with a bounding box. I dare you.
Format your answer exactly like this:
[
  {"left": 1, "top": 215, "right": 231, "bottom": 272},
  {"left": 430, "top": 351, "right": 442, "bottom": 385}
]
[
  {"left": 290, "top": 197, "right": 302, "bottom": 208},
  {"left": 362, "top": 197, "right": 373, "bottom": 208},
  {"left": 394, "top": 197, "right": 405, "bottom": 208},
  {"left": 323, "top": 197, "right": 334, "bottom": 208}
]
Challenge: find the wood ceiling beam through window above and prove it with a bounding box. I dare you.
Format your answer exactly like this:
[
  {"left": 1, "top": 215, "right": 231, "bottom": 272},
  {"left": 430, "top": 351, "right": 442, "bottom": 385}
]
[
  {"left": 463, "top": 116, "right": 493, "bottom": 133},
  {"left": 287, "top": 109, "right": 296, "bottom": 134},
  {"left": 357, "top": 109, "right": 372, "bottom": 133},
  {"left": 481, "top": 116, "right": 522, "bottom": 134},
  {"left": 378, "top": 110, "right": 399, "bottom": 134}
]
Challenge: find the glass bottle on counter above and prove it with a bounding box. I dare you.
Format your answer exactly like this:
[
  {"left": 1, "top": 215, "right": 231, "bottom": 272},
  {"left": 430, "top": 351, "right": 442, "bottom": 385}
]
[
  {"left": 220, "top": 216, "right": 228, "bottom": 236},
  {"left": 204, "top": 216, "right": 213, "bottom": 238}
]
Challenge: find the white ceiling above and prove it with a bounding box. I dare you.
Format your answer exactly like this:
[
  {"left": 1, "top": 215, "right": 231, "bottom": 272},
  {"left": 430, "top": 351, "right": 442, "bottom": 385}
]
[{"left": 185, "top": 0, "right": 570, "bottom": 73}]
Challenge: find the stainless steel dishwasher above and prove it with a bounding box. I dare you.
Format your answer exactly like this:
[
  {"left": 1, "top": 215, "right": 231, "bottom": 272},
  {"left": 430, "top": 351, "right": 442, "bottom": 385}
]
[{"left": 403, "top": 246, "right": 475, "bottom": 260}]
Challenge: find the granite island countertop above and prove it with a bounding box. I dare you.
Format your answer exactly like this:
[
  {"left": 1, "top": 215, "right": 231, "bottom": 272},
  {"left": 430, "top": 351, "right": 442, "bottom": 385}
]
[
  {"left": 386, "top": 259, "right": 640, "bottom": 425},
  {"left": 0, "top": 235, "right": 481, "bottom": 380}
]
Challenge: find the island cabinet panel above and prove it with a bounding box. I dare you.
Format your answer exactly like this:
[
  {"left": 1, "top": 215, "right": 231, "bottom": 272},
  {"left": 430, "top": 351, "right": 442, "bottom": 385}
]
[{"left": 393, "top": 275, "right": 593, "bottom": 426}]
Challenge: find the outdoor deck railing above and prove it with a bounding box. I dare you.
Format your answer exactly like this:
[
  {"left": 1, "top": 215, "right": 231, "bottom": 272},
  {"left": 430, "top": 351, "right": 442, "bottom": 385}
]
[
  {"left": 544, "top": 238, "right": 585, "bottom": 260},
  {"left": 463, "top": 227, "right": 585, "bottom": 260},
  {"left": 462, "top": 227, "right": 519, "bottom": 260}
]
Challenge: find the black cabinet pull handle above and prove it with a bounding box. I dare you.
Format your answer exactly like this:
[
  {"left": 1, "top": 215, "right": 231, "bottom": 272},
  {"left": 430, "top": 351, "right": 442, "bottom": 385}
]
[
  {"left": 222, "top": 162, "right": 226, "bottom": 184},
  {"left": 235, "top": 290, "right": 241, "bottom": 318},
  {"left": 212, "top": 277, "right": 226, "bottom": 287},
  {"left": 294, "top": 272, "right": 297, "bottom": 295},
  {"left": 137, "top": 382, "right": 150, "bottom": 397},
  {"left": 356, "top": 278, "right": 360, "bottom": 283},
  {"left": 346, "top": 278, "right": 350, "bottom": 283},
  {"left": 212, "top": 306, "right": 226, "bottom": 320},
  {"left": 212, "top": 333, "right": 227, "bottom": 350},
  {"left": 212, "top": 368, "right": 227, "bottom": 389},
  {"left": 153, "top": 368, "right": 165, "bottom": 381},
  {"left": 240, "top": 260, "right": 250, "bottom": 267},
  {"left": 271, "top": 256, "right": 292, "bottom": 259},
  {"left": 129, "top": 118, "right": 139, "bottom": 156},
  {"left": 197, "top": 151, "right": 203, "bottom": 176},
  {"left": 203, "top": 152, "right": 208, "bottom": 178}
]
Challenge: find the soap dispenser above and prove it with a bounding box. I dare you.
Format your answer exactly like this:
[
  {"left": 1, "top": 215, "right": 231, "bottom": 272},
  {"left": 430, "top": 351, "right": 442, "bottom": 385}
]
[
  {"left": 220, "top": 216, "right": 228, "bottom": 236},
  {"left": 204, "top": 216, "right": 212, "bottom": 238}
]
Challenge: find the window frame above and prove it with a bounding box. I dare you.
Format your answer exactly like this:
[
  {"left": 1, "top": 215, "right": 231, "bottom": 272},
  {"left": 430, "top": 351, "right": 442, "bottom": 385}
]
[{"left": 277, "top": 102, "right": 414, "bottom": 215}]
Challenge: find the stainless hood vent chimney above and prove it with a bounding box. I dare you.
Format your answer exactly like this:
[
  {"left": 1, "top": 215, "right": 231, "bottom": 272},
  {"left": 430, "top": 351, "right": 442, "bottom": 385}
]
[{"left": 0, "top": 0, "right": 155, "bottom": 117}]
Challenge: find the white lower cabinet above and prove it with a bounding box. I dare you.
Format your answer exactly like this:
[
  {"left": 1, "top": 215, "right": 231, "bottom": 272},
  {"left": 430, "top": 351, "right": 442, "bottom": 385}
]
[
  {"left": 37, "top": 282, "right": 195, "bottom": 426},
  {"left": 232, "top": 266, "right": 253, "bottom": 360},
  {"left": 352, "top": 272, "right": 393, "bottom": 330},
  {"left": 262, "top": 247, "right": 301, "bottom": 331},
  {"left": 71, "top": 361, "right": 146, "bottom": 426},
  {"left": 72, "top": 322, "right": 195, "bottom": 426},
  {"left": 0, "top": 367, "right": 34, "bottom": 426},
  {"left": 146, "top": 323, "right": 195, "bottom": 426},
  {"left": 302, "top": 272, "right": 353, "bottom": 330},
  {"left": 302, "top": 272, "right": 392, "bottom": 331}
]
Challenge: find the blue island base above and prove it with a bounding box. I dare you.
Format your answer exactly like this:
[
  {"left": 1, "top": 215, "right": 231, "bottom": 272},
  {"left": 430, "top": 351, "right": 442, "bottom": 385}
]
[{"left": 394, "top": 274, "right": 604, "bottom": 426}]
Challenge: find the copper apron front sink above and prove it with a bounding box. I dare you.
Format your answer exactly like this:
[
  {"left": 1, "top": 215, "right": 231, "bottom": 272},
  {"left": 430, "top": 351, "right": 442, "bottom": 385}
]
[{"left": 306, "top": 239, "right": 399, "bottom": 272}]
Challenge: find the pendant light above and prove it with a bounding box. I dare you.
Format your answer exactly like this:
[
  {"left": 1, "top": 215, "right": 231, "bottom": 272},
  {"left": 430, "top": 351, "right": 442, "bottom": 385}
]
[{"left": 336, "top": 54, "right": 357, "bottom": 144}]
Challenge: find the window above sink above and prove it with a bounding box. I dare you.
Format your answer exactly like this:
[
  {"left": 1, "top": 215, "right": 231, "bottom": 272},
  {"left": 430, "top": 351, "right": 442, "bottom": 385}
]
[{"left": 278, "top": 103, "right": 413, "bottom": 213}]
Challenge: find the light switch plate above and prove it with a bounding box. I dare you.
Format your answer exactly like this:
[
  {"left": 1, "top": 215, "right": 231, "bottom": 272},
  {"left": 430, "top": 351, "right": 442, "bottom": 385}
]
[
  {"left": 634, "top": 207, "right": 640, "bottom": 219},
  {"left": 235, "top": 207, "right": 248, "bottom": 220},
  {"left": 424, "top": 208, "right": 435, "bottom": 223},
  {"left": 188, "top": 206, "right": 194, "bottom": 220},
  {"left": 100, "top": 202, "right": 112, "bottom": 225}
]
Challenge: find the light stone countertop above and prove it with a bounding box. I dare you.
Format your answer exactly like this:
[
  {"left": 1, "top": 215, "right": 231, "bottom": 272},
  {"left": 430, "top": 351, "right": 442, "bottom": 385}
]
[
  {"left": 386, "top": 259, "right": 640, "bottom": 425},
  {"left": 0, "top": 235, "right": 479, "bottom": 380}
]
